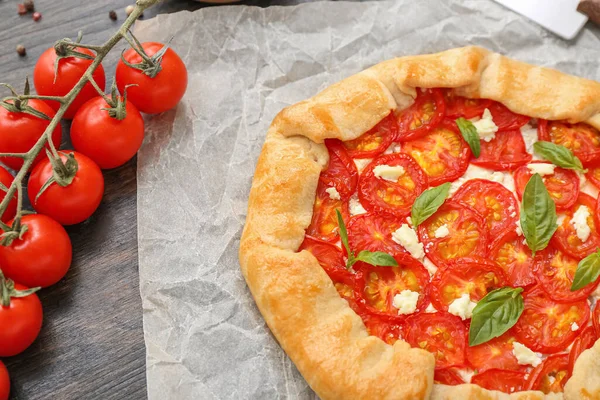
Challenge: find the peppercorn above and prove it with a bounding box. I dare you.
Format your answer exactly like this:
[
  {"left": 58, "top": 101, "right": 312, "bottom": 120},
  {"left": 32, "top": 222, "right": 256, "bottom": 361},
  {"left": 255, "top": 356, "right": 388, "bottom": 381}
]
[
  {"left": 16, "top": 45, "right": 26, "bottom": 57},
  {"left": 109, "top": 10, "right": 117, "bottom": 20},
  {"left": 17, "top": 3, "right": 27, "bottom": 15},
  {"left": 125, "top": 5, "right": 134, "bottom": 16},
  {"left": 32, "top": 11, "right": 41, "bottom": 21},
  {"left": 24, "top": 0, "right": 34, "bottom": 12}
]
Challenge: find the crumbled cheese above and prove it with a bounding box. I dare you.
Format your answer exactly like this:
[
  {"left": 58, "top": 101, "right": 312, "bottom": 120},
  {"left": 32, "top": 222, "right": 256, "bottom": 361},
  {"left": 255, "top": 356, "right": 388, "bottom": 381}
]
[
  {"left": 527, "top": 163, "right": 556, "bottom": 176},
  {"left": 521, "top": 123, "right": 539, "bottom": 158},
  {"left": 448, "top": 294, "right": 477, "bottom": 320},
  {"left": 512, "top": 342, "right": 543, "bottom": 367},
  {"left": 406, "top": 216, "right": 413, "bottom": 226},
  {"left": 509, "top": 205, "right": 517, "bottom": 218},
  {"left": 571, "top": 205, "right": 591, "bottom": 242},
  {"left": 571, "top": 322, "right": 580, "bottom": 331},
  {"left": 516, "top": 219, "right": 523, "bottom": 236},
  {"left": 449, "top": 164, "right": 515, "bottom": 197},
  {"left": 425, "top": 303, "right": 437, "bottom": 313},
  {"left": 348, "top": 196, "right": 367, "bottom": 216},
  {"left": 373, "top": 164, "right": 405, "bottom": 182},
  {"left": 472, "top": 108, "right": 498, "bottom": 142},
  {"left": 353, "top": 158, "right": 372, "bottom": 173},
  {"left": 547, "top": 376, "right": 556, "bottom": 385},
  {"left": 456, "top": 368, "right": 474, "bottom": 384},
  {"left": 434, "top": 224, "right": 450, "bottom": 238},
  {"left": 391, "top": 224, "right": 425, "bottom": 259},
  {"left": 557, "top": 214, "right": 567, "bottom": 227},
  {"left": 423, "top": 257, "right": 438, "bottom": 276},
  {"left": 392, "top": 290, "right": 420, "bottom": 315},
  {"left": 325, "top": 186, "right": 341, "bottom": 200}
]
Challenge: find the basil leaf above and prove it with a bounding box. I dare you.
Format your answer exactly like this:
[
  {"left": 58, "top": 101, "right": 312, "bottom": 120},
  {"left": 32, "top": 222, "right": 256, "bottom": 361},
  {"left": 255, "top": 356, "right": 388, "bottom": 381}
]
[
  {"left": 469, "top": 287, "right": 524, "bottom": 347},
  {"left": 411, "top": 183, "right": 451, "bottom": 227},
  {"left": 571, "top": 248, "right": 600, "bottom": 291},
  {"left": 455, "top": 118, "right": 481, "bottom": 158},
  {"left": 336, "top": 209, "right": 351, "bottom": 257},
  {"left": 520, "top": 174, "right": 557, "bottom": 256},
  {"left": 355, "top": 250, "right": 398, "bottom": 267},
  {"left": 533, "top": 141, "right": 585, "bottom": 172}
]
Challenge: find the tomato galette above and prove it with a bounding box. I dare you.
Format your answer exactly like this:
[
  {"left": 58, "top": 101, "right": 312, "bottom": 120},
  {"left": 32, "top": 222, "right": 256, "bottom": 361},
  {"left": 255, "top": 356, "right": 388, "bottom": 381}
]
[{"left": 240, "top": 47, "right": 600, "bottom": 399}]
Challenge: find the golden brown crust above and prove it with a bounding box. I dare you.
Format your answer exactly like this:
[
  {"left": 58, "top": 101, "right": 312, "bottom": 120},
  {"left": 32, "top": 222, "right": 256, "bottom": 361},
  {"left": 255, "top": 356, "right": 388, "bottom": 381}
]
[{"left": 239, "top": 46, "right": 600, "bottom": 399}]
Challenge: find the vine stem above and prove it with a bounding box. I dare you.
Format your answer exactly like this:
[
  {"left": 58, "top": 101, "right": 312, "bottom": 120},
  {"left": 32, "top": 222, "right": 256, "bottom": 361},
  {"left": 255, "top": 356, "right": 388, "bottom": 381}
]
[{"left": 0, "top": 1, "right": 160, "bottom": 229}]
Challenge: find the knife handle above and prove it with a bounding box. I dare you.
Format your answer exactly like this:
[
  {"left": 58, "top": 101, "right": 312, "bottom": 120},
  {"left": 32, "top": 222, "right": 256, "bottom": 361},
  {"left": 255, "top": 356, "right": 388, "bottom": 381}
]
[{"left": 578, "top": 0, "right": 600, "bottom": 26}]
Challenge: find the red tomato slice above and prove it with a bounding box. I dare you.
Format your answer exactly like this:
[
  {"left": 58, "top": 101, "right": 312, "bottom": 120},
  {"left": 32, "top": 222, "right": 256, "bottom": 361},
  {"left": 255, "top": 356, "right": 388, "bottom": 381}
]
[
  {"left": 404, "top": 312, "right": 467, "bottom": 369},
  {"left": 466, "top": 330, "right": 522, "bottom": 372},
  {"left": 418, "top": 202, "right": 488, "bottom": 268},
  {"left": 320, "top": 139, "right": 358, "bottom": 200},
  {"left": 514, "top": 286, "right": 590, "bottom": 353},
  {"left": 526, "top": 353, "right": 570, "bottom": 394},
  {"left": 513, "top": 162, "right": 579, "bottom": 211},
  {"left": 401, "top": 120, "right": 470, "bottom": 186},
  {"left": 551, "top": 193, "right": 600, "bottom": 259},
  {"left": 358, "top": 153, "right": 428, "bottom": 217},
  {"left": 443, "top": 90, "right": 492, "bottom": 119},
  {"left": 586, "top": 164, "right": 600, "bottom": 189},
  {"left": 487, "top": 102, "right": 530, "bottom": 131},
  {"left": 396, "top": 88, "right": 446, "bottom": 142},
  {"left": 471, "top": 369, "right": 526, "bottom": 394},
  {"left": 568, "top": 325, "right": 598, "bottom": 377},
  {"left": 534, "top": 245, "right": 599, "bottom": 303},
  {"left": 594, "top": 303, "right": 600, "bottom": 337},
  {"left": 488, "top": 229, "right": 536, "bottom": 288},
  {"left": 342, "top": 113, "right": 398, "bottom": 159},
  {"left": 434, "top": 368, "right": 465, "bottom": 385},
  {"left": 362, "top": 313, "right": 404, "bottom": 345},
  {"left": 539, "top": 120, "right": 600, "bottom": 165},
  {"left": 472, "top": 129, "right": 532, "bottom": 171},
  {"left": 354, "top": 254, "right": 430, "bottom": 321},
  {"left": 306, "top": 180, "right": 350, "bottom": 242},
  {"left": 299, "top": 235, "right": 350, "bottom": 282},
  {"left": 429, "top": 258, "right": 507, "bottom": 312},
  {"left": 346, "top": 212, "right": 407, "bottom": 256},
  {"left": 452, "top": 179, "right": 518, "bottom": 238}
]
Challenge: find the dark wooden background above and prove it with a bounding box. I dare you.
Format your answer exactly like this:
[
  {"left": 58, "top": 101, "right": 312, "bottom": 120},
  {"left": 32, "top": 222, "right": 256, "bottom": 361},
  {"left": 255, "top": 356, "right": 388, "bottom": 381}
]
[{"left": 0, "top": 0, "right": 300, "bottom": 398}]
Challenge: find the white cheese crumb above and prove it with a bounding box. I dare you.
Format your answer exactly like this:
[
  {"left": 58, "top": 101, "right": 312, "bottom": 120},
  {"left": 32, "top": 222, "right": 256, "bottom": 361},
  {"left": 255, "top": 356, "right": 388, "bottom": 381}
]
[
  {"left": 516, "top": 219, "right": 523, "bottom": 236},
  {"left": 512, "top": 342, "right": 543, "bottom": 367},
  {"left": 348, "top": 196, "right": 367, "bottom": 216},
  {"left": 423, "top": 257, "right": 438, "bottom": 276},
  {"left": 557, "top": 214, "right": 567, "bottom": 226},
  {"left": 353, "top": 158, "right": 372, "bottom": 173},
  {"left": 456, "top": 368, "right": 474, "bottom": 384},
  {"left": 448, "top": 294, "right": 477, "bottom": 320},
  {"left": 521, "top": 123, "right": 539, "bottom": 158},
  {"left": 472, "top": 108, "right": 498, "bottom": 142},
  {"left": 510, "top": 211, "right": 517, "bottom": 218},
  {"left": 425, "top": 303, "right": 437, "bottom": 313},
  {"left": 527, "top": 163, "right": 556, "bottom": 176},
  {"left": 325, "top": 186, "right": 341, "bottom": 200},
  {"left": 373, "top": 164, "right": 405, "bottom": 182},
  {"left": 406, "top": 216, "right": 413, "bottom": 226},
  {"left": 571, "top": 322, "right": 580, "bottom": 331},
  {"left": 391, "top": 224, "right": 425, "bottom": 259},
  {"left": 571, "top": 205, "right": 591, "bottom": 242},
  {"left": 434, "top": 224, "right": 450, "bottom": 238},
  {"left": 448, "top": 165, "right": 514, "bottom": 197},
  {"left": 547, "top": 376, "right": 556, "bottom": 385},
  {"left": 392, "top": 290, "right": 420, "bottom": 315}
]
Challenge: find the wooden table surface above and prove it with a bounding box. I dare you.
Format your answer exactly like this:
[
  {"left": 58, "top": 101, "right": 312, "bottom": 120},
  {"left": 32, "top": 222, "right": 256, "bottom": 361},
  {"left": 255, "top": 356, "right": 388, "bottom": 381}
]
[{"left": 0, "top": 0, "right": 296, "bottom": 398}]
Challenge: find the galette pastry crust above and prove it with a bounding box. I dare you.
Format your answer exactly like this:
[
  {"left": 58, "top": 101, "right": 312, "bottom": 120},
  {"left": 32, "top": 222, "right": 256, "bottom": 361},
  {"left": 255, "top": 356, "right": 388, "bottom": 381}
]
[{"left": 239, "top": 46, "right": 600, "bottom": 399}]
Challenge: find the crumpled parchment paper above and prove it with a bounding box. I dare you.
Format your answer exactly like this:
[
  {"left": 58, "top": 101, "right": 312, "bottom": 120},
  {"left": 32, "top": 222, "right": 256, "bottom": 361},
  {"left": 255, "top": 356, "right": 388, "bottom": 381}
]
[{"left": 135, "top": 1, "right": 600, "bottom": 398}]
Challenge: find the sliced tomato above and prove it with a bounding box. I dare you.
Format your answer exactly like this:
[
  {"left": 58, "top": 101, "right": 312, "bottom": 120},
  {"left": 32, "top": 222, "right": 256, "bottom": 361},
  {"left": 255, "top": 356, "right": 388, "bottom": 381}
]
[
  {"left": 362, "top": 314, "right": 404, "bottom": 345},
  {"left": 429, "top": 258, "right": 506, "bottom": 312},
  {"left": 452, "top": 179, "right": 519, "bottom": 238},
  {"left": 586, "top": 164, "right": 600, "bottom": 189},
  {"left": 534, "top": 245, "right": 599, "bottom": 303},
  {"left": 354, "top": 254, "right": 430, "bottom": 321},
  {"left": 333, "top": 275, "right": 360, "bottom": 312},
  {"left": 594, "top": 303, "right": 600, "bottom": 337},
  {"left": 299, "top": 235, "right": 350, "bottom": 282},
  {"left": 513, "top": 162, "right": 579, "bottom": 211},
  {"left": 551, "top": 193, "right": 600, "bottom": 259},
  {"left": 342, "top": 113, "right": 398, "bottom": 159},
  {"left": 488, "top": 229, "right": 536, "bottom": 288},
  {"left": 487, "top": 102, "right": 530, "bottom": 131},
  {"left": 418, "top": 202, "right": 488, "bottom": 268},
  {"left": 404, "top": 312, "right": 467, "bottom": 369},
  {"left": 358, "top": 153, "right": 428, "bottom": 217},
  {"left": 526, "top": 353, "right": 570, "bottom": 394},
  {"left": 320, "top": 139, "right": 358, "bottom": 200},
  {"left": 396, "top": 88, "right": 446, "bottom": 142},
  {"left": 471, "top": 369, "right": 526, "bottom": 394},
  {"left": 471, "top": 129, "right": 532, "bottom": 171},
  {"left": 306, "top": 180, "right": 349, "bottom": 242},
  {"left": 466, "top": 330, "right": 521, "bottom": 372},
  {"left": 346, "top": 212, "right": 407, "bottom": 256},
  {"left": 443, "top": 90, "right": 492, "bottom": 119},
  {"left": 568, "top": 325, "right": 598, "bottom": 377},
  {"left": 401, "top": 120, "right": 470, "bottom": 185},
  {"left": 539, "top": 120, "right": 600, "bottom": 165},
  {"left": 514, "top": 286, "right": 590, "bottom": 353},
  {"left": 434, "top": 368, "right": 465, "bottom": 385}
]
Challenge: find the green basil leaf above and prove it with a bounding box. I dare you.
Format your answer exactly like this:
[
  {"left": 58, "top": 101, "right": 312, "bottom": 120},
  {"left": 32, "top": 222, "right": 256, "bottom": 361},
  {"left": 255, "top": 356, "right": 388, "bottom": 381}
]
[
  {"left": 411, "top": 182, "right": 451, "bottom": 227},
  {"left": 571, "top": 248, "right": 600, "bottom": 291},
  {"left": 455, "top": 118, "right": 481, "bottom": 158},
  {"left": 533, "top": 141, "right": 585, "bottom": 172},
  {"left": 336, "top": 209, "right": 355, "bottom": 269},
  {"left": 469, "top": 287, "right": 524, "bottom": 347},
  {"left": 355, "top": 250, "right": 398, "bottom": 267},
  {"left": 520, "top": 174, "right": 557, "bottom": 256}
]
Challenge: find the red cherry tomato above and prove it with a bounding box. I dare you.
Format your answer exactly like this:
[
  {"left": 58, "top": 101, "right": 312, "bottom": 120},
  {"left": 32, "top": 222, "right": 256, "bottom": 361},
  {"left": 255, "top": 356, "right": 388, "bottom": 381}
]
[
  {"left": 487, "top": 102, "right": 530, "bottom": 131},
  {"left": 551, "top": 193, "right": 600, "bottom": 259},
  {"left": 298, "top": 235, "right": 350, "bottom": 282},
  {"left": 466, "top": 330, "right": 522, "bottom": 372},
  {"left": 33, "top": 47, "right": 106, "bottom": 119},
  {"left": 0, "top": 214, "right": 72, "bottom": 288},
  {"left": 321, "top": 140, "right": 358, "bottom": 200},
  {"left": 0, "top": 281, "right": 43, "bottom": 357},
  {"left": 0, "top": 360, "right": 8, "bottom": 400},
  {"left": 116, "top": 42, "right": 187, "bottom": 114},
  {"left": 513, "top": 162, "right": 579, "bottom": 211},
  {"left": 567, "top": 325, "right": 598, "bottom": 377},
  {"left": 0, "top": 166, "right": 16, "bottom": 223},
  {"left": 342, "top": 113, "right": 398, "bottom": 159},
  {"left": 433, "top": 368, "right": 465, "bottom": 385},
  {"left": 471, "top": 369, "right": 527, "bottom": 394},
  {"left": 346, "top": 212, "right": 408, "bottom": 256},
  {"left": 0, "top": 99, "right": 62, "bottom": 170},
  {"left": 396, "top": 88, "right": 446, "bottom": 142},
  {"left": 71, "top": 96, "right": 144, "bottom": 169},
  {"left": 526, "top": 353, "right": 570, "bottom": 394},
  {"left": 538, "top": 120, "right": 600, "bottom": 165},
  {"left": 443, "top": 90, "right": 492, "bottom": 119},
  {"left": 472, "top": 129, "right": 532, "bottom": 171},
  {"left": 28, "top": 151, "right": 104, "bottom": 225},
  {"left": 488, "top": 228, "right": 536, "bottom": 288},
  {"left": 306, "top": 179, "right": 349, "bottom": 242}
]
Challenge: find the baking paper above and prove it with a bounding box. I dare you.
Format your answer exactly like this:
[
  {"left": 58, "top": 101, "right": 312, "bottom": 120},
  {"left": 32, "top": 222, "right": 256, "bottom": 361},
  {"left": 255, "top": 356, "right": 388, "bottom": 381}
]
[{"left": 135, "top": 1, "right": 600, "bottom": 398}]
